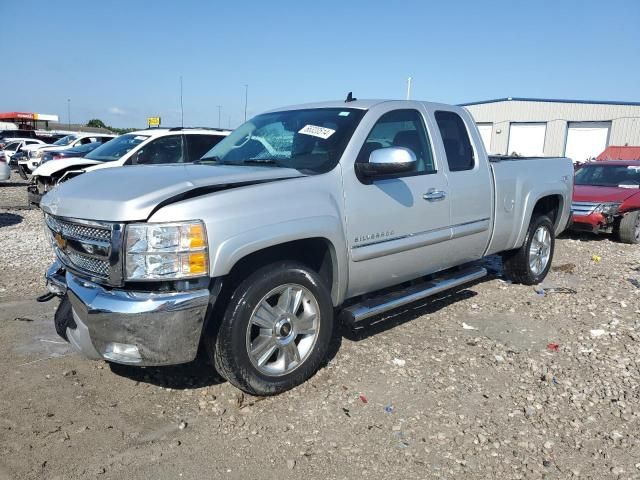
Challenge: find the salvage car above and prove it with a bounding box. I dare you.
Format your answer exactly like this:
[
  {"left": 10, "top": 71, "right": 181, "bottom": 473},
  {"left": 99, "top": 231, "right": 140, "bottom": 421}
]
[
  {"left": 20, "top": 134, "right": 115, "bottom": 175},
  {"left": 29, "top": 127, "right": 230, "bottom": 206},
  {"left": 571, "top": 160, "right": 640, "bottom": 243},
  {"left": 40, "top": 141, "right": 103, "bottom": 164},
  {"left": 41, "top": 98, "right": 573, "bottom": 395}
]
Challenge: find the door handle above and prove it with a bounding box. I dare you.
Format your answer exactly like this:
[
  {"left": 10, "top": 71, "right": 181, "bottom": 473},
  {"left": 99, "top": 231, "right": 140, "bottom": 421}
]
[{"left": 423, "top": 189, "right": 447, "bottom": 201}]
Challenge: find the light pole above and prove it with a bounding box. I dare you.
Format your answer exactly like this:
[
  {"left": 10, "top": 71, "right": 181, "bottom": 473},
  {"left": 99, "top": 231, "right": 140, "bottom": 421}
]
[
  {"left": 67, "top": 98, "right": 71, "bottom": 129},
  {"left": 243, "top": 84, "right": 248, "bottom": 122},
  {"left": 406, "top": 76, "right": 412, "bottom": 100},
  {"left": 217, "top": 105, "right": 222, "bottom": 128},
  {"left": 180, "top": 76, "right": 184, "bottom": 128}
]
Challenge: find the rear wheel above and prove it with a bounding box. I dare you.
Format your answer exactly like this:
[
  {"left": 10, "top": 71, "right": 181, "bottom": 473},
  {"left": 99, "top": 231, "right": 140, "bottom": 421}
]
[
  {"left": 617, "top": 211, "right": 640, "bottom": 244},
  {"left": 209, "top": 261, "right": 334, "bottom": 396},
  {"left": 503, "top": 215, "right": 555, "bottom": 285}
]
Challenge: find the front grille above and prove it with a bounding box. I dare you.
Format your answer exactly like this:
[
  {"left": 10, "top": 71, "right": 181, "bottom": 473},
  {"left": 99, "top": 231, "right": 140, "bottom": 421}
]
[
  {"left": 66, "top": 251, "right": 110, "bottom": 277},
  {"left": 45, "top": 214, "right": 122, "bottom": 284},
  {"left": 571, "top": 202, "right": 598, "bottom": 216},
  {"left": 46, "top": 215, "right": 111, "bottom": 244}
]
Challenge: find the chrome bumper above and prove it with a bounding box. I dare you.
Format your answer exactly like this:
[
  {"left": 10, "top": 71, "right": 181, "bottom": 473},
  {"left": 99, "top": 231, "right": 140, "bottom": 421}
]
[{"left": 46, "top": 261, "right": 212, "bottom": 366}]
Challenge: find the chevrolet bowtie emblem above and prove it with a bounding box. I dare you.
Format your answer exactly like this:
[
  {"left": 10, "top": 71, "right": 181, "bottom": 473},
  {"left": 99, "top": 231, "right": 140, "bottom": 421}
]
[{"left": 54, "top": 233, "right": 67, "bottom": 250}]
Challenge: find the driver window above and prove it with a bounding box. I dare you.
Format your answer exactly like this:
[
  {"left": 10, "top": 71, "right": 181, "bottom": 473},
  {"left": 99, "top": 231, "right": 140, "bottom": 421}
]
[
  {"left": 130, "top": 135, "right": 185, "bottom": 165},
  {"left": 356, "top": 109, "right": 435, "bottom": 174}
]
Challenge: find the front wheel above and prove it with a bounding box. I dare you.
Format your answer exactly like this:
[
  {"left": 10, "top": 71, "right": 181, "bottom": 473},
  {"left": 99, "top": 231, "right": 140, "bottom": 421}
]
[
  {"left": 209, "top": 261, "right": 334, "bottom": 396},
  {"left": 502, "top": 215, "right": 555, "bottom": 285}
]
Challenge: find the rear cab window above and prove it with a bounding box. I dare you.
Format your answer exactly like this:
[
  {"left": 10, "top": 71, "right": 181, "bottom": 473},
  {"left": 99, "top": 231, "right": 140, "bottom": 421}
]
[{"left": 435, "top": 111, "right": 475, "bottom": 172}]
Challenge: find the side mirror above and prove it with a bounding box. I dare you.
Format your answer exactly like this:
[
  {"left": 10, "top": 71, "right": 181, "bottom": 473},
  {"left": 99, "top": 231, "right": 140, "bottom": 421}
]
[{"left": 355, "top": 146, "right": 417, "bottom": 177}]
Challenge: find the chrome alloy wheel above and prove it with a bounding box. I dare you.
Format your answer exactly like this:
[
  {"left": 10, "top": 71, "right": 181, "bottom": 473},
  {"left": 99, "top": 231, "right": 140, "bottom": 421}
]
[
  {"left": 245, "top": 284, "right": 320, "bottom": 376},
  {"left": 635, "top": 215, "right": 640, "bottom": 242},
  {"left": 529, "top": 226, "right": 552, "bottom": 276}
]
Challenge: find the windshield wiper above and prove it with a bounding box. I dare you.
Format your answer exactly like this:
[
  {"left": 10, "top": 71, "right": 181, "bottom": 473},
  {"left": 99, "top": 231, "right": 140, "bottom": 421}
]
[
  {"left": 223, "top": 159, "right": 281, "bottom": 166},
  {"left": 193, "top": 156, "right": 220, "bottom": 164}
]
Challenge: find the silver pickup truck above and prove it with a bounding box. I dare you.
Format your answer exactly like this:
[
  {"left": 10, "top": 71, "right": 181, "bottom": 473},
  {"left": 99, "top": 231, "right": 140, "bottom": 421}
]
[{"left": 41, "top": 99, "right": 573, "bottom": 395}]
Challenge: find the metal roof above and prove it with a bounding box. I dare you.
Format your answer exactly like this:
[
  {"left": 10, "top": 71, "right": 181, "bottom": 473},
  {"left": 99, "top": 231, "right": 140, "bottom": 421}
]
[
  {"left": 460, "top": 97, "right": 640, "bottom": 107},
  {"left": 596, "top": 146, "right": 640, "bottom": 161}
]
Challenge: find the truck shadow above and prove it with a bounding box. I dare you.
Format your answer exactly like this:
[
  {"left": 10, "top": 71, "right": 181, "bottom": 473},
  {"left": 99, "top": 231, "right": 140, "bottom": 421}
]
[
  {"left": 341, "top": 287, "right": 480, "bottom": 341},
  {"left": 342, "top": 257, "right": 500, "bottom": 341},
  {"left": 109, "top": 355, "right": 225, "bottom": 390},
  {"left": 0, "top": 213, "right": 23, "bottom": 228}
]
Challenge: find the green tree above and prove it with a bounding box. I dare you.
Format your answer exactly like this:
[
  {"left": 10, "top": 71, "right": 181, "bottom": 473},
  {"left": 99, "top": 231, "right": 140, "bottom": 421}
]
[{"left": 86, "top": 119, "right": 107, "bottom": 128}]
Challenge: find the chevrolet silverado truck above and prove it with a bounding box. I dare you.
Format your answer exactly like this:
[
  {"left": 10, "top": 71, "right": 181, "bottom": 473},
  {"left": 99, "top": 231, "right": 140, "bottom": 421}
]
[
  {"left": 571, "top": 160, "right": 640, "bottom": 243},
  {"left": 41, "top": 99, "right": 573, "bottom": 395}
]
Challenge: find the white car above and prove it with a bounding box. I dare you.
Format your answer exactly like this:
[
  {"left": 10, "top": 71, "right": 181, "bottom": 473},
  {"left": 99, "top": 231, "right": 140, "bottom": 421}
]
[
  {"left": 0, "top": 138, "right": 46, "bottom": 162},
  {"left": 20, "top": 133, "right": 116, "bottom": 173},
  {"left": 29, "top": 127, "right": 230, "bottom": 205}
]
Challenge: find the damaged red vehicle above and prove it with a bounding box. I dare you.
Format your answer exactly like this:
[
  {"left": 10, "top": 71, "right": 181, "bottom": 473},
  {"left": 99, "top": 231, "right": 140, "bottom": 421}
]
[{"left": 571, "top": 160, "right": 640, "bottom": 244}]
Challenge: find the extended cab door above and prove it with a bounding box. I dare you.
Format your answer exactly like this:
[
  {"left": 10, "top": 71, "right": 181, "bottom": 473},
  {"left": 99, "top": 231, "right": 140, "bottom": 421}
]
[
  {"left": 342, "top": 104, "right": 452, "bottom": 298},
  {"left": 432, "top": 108, "right": 493, "bottom": 263}
]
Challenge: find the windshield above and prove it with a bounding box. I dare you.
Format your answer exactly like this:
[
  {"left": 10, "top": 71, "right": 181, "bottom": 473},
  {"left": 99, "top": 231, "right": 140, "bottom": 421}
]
[
  {"left": 85, "top": 134, "right": 149, "bottom": 162},
  {"left": 53, "top": 135, "right": 78, "bottom": 146},
  {"left": 575, "top": 164, "right": 640, "bottom": 188},
  {"left": 4, "top": 142, "right": 20, "bottom": 152},
  {"left": 200, "top": 108, "right": 365, "bottom": 174}
]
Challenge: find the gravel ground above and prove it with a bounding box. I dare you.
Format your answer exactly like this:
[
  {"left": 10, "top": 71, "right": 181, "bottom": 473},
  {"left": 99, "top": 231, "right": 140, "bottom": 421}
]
[{"left": 0, "top": 179, "right": 639, "bottom": 479}]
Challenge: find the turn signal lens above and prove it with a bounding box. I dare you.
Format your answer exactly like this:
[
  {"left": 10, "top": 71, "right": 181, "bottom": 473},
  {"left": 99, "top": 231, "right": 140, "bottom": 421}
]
[
  {"left": 186, "top": 252, "right": 207, "bottom": 274},
  {"left": 187, "top": 224, "right": 205, "bottom": 249}
]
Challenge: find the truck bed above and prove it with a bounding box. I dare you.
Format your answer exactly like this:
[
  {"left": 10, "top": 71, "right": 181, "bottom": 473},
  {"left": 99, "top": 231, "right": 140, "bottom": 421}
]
[{"left": 484, "top": 156, "right": 574, "bottom": 256}]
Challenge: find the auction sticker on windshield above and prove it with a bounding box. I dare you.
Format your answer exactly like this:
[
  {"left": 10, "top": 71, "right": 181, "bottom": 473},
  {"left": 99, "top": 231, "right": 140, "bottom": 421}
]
[{"left": 299, "top": 125, "right": 335, "bottom": 140}]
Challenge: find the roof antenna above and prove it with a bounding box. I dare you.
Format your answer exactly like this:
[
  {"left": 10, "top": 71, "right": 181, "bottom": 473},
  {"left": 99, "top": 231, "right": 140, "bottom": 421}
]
[{"left": 345, "top": 92, "right": 357, "bottom": 103}]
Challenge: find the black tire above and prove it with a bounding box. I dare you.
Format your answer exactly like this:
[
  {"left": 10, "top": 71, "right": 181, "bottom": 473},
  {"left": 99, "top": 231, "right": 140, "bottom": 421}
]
[
  {"left": 617, "top": 211, "right": 640, "bottom": 244},
  {"left": 209, "top": 261, "right": 334, "bottom": 396},
  {"left": 502, "top": 215, "right": 555, "bottom": 285}
]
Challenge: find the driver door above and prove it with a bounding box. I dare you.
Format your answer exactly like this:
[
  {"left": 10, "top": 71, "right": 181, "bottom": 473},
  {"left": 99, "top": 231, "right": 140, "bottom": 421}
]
[{"left": 342, "top": 107, "right": 452, "bottom": 297}]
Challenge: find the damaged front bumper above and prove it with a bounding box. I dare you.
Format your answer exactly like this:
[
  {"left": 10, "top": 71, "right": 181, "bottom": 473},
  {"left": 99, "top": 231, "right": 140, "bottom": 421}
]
[
  {"left": 46, "top": 261, "right": 213, "bottom": 366},
  {"left": 27, "top": 183, "right": 43, "bottom": 206}
]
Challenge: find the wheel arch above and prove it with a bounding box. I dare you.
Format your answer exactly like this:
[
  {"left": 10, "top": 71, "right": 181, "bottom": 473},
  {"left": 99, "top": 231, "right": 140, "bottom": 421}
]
[{"left": 210, "top": 217, "right": 347, "bottom": 306}]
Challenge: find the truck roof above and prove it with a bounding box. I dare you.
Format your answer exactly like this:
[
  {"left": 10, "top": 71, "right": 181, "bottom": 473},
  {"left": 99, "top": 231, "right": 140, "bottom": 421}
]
[{"left": 266, "top": 99, "right": 461, "bottom": 113}]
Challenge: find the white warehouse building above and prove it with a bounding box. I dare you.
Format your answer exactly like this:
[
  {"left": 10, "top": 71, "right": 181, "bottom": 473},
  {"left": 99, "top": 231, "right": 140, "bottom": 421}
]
[{"left": 462, "top": 97, "right": 640, "bottom": 163}]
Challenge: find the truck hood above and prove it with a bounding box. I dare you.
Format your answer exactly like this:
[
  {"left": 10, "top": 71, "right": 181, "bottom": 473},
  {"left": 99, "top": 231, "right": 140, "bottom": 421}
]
[
  {"left": 32, "top": 157, "right": 101, "bottom": 177},
  {"left": 40, "top": 164, "right": 306, "bottom": 222},
  {"left": 573, "top": 184, "right": 639, "bottom": 203}
]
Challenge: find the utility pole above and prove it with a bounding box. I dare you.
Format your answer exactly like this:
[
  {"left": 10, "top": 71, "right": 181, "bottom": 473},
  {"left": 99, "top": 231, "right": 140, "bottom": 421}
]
[
  {"left": 243, "top": 84, "right": 248, "bottom": 122},
  {"left": 406, "top": 76, "right": 412, "bottom": 100},
  {"left": 67, "top": 98, "right": 71, "bottom": 129},
  {"left": 217, "top": 105, "right": 222, "bottom": 128},
  {"left": 180, "top": 76, "right": 184, "bottom": 127}
]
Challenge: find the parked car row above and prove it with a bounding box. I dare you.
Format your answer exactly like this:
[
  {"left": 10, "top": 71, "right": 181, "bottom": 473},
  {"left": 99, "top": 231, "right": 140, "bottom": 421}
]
[
  {"left": 28, "top": 127, "right": 230, "bottom": 204},
  {"left": 19, "top": 133, "right": 116, "bottom": 175}
]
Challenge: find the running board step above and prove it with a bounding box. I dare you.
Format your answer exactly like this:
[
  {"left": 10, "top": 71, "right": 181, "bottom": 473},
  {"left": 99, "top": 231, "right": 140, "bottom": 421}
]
[{"left": 341, "top": 266, "right": 487, "bottom": 326}]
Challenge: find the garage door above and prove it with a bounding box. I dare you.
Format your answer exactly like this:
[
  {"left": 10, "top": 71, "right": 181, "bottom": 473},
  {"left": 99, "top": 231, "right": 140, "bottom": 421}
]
[
  {"left": 477, "top": 124, "right": 493, "bottom": 153},
  {"left": 564, "top": 122, "right": 610, "bottom": 164},
  {"left": 507, "top": 123, "right": 546, "bottom": 156}
]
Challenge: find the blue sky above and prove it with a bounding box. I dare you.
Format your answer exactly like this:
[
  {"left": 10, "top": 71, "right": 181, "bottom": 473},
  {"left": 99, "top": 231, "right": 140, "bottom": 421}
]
[{"left": 1, "top": 0, "right": 638, "bottom": 128}]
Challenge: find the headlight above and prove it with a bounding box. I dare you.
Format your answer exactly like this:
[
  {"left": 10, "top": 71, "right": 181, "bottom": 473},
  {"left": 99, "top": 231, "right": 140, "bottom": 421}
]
[
  {"left": 594, "top": 203, "right": 621, "bottom": 215},
  {"left": 125, "top": 221, "right": 208, "bottom": 280},
  {"left": 30, "top": 150, "right": 43, "bottom": 158}
]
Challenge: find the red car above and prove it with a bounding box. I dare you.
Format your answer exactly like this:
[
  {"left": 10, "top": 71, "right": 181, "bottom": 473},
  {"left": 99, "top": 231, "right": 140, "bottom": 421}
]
[{"left": 571, "top": 160, "right": 640, "bottom": 244}]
